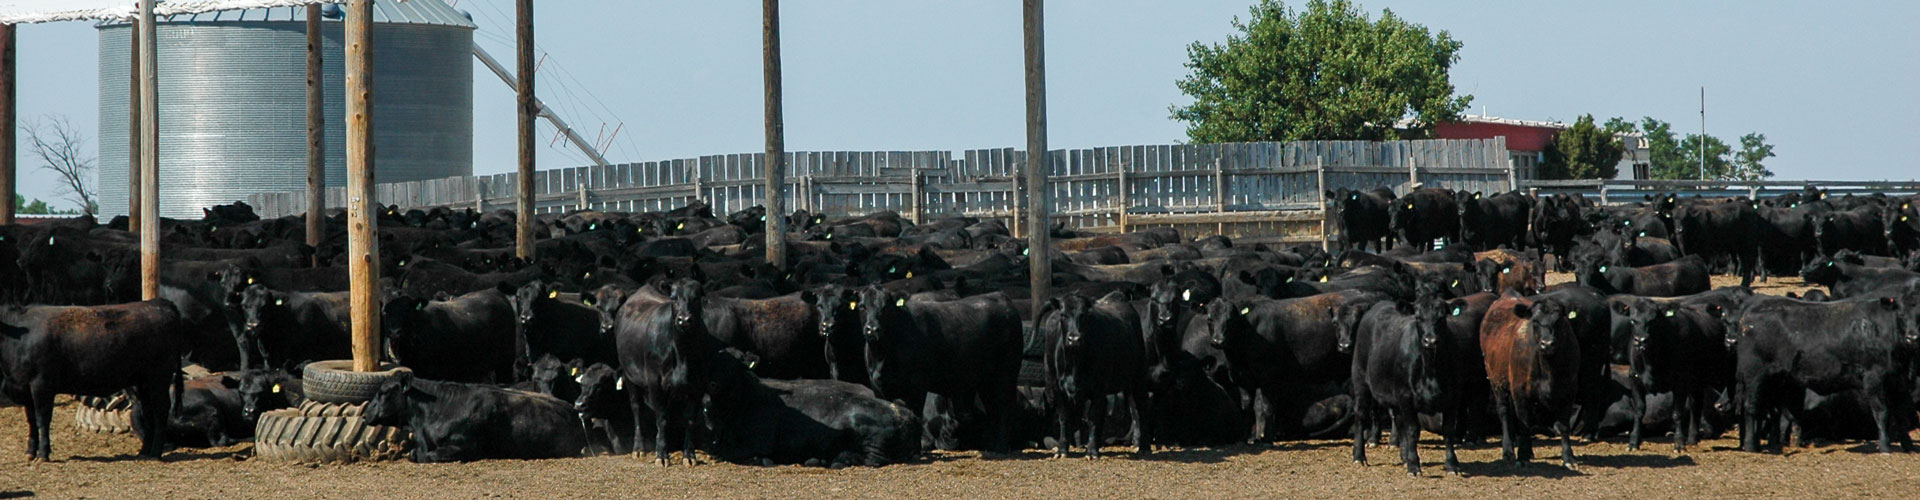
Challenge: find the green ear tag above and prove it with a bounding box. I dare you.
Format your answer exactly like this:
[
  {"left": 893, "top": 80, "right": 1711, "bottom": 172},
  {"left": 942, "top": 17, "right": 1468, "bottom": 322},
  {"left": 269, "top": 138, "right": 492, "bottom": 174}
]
[
  {"left": 1664, "top": 310, "right": 1676, "bottom": 317},
  {"left": 1451, "top": 306, "right": 1463, "bottom": 316}
]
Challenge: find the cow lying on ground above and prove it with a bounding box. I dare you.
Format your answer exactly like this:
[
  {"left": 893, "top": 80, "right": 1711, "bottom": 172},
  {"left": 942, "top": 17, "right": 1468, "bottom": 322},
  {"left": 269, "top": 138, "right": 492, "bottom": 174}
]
[
  {"left": 702, "top": 349, "right": 921, "bottom": 467},
  {"left": 364, "top": 372, "right": 586, "bottom": 462}
]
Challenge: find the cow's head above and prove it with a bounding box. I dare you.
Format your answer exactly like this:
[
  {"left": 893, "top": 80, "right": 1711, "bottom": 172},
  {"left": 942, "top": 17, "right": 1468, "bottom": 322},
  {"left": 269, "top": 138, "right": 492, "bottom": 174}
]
[
  {"left": 856, "top": 287, "right": 906, "bottom": 344},
  {"left": 530, "top": 354, "right": 579, "bottom": 398},
  {"left": 572, "top": 362, "right": 625, "bottom": 415},
  {"left": 1145, "top": 280, "right": 1188, "bottom": 340},
  {"left": 238, "top": 285, "right": 285, "bottom": 367},
  {"left": 380, "top": 293, "right": 429, "bottom": 344},
  {"left": 1896, "top": 284, "right": 1920, "bottom": 346},
  {"left": 1798, "top": 255, "right": 1842, "bottom": 285},
  {"left": 666, "top": 278, "right": 704, "bottom": 330},
  {"left": 1570, "top": 251, "right": 1612, "bottom": 289},
  {"left": 1052, "top": 294, "right": 1097, "bottom": 347},
  {"left": 1331, "top": 301, "right": 1373, "bottom": 354},
  {"left": 1205, "top": 299, "right": 1253, "bottom": 348},
  {"left": 806, "top": 284, "right": 855, "bottom": 340},
  {"left": 590, "top": 285, "right": 629, "bottom": 335},
  {"left": 363, "top": 372, "right": 416, "bottom": 428},
  {"left": 236, "top": 369, "right": 294, "bottom": 423},
  {"left": 1412, "top": 296, "right": 1450, "bottom": 351},
  {"left": 1514, "top": 299, "right": 1571, "bottom": 354},
  {"left": 511, "top": 280, "right": 553, "bottom": 328}
]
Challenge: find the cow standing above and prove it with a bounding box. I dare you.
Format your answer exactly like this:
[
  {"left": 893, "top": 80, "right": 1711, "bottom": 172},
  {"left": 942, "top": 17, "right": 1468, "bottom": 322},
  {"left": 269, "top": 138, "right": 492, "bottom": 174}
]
[
  {"left": 1481, "top": 293, "right": 1582, "bottom": 469},
  {"left": 1041, "top": 293, "right": 1151, "bottom": 459},
  {"left": 0, "top": 300, "right": 186, "bottom": 460}
]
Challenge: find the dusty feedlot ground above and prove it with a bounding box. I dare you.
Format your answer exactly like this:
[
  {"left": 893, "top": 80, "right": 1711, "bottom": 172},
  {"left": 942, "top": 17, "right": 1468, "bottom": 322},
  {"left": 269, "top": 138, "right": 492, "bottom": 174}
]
[{"left": 4, "top": 274, "right": 1919, "bottom": 499}]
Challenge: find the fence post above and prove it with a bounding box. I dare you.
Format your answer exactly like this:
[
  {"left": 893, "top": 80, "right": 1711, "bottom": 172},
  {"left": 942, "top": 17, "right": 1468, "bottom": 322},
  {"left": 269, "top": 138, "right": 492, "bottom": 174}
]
[
  {"left": 1747, "top": 184, "right": 1759, "bottom": 201},
  {"left": 577, "top": 184, "right": 588, "bottom": 209},
  {"left": 908, "top": 167, "right": 923, "bottom": 224},
  {"left": 1316, "top": 155, "right": 1328, "bottom": 250},
  {"left": 1115, "top": 169, "right": 1129, "bottom": 234},
  {"left": 691, "top": 162, "right": 705, "bottom": 204},
  {"left": 1215, "top": 158, "right": 1227, "bottom": 235},
  {"left": 1599, "top": 184, "right": 1610, "bottom": 205},
  {"left": 1408, "top": 156, "right": 1419, "bottom": 192}
]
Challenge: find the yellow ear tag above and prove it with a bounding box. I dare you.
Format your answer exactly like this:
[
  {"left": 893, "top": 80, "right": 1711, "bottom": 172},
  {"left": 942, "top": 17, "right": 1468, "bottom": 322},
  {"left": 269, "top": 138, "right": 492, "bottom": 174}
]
[
  {"left": 247, "top": 277, "right": 255, "bottom": 285},
  {"left": 848, "top": 301, "right": 857, "bottom": 311},
  {"left": 894, "top": 298, "right": 906, "bottom": 307},
  {"left": 1664, "top": 310, "right": 1676, "bottom": 317},
  {"left": 1239, "top": 307, "right": 1251, "bottom": 315},
  {"left": 677, "top": 222, "right": 685, "bottom": 230},
  {"left": 1181, "top": 289, "right": 1191, "bottom": 301},
  {"left": 1318, "top": 276, "right": 1329, "bottom": 283},
  {"left": 570, "top": 367, "right": 579, "bottom": 376},
  {"left": 747, "top": 360, "right": 757, "bottom": 370},
  {"left": 548, "top": 290, "right": 559, "bottom": 299},
  {"left": 905, "top": 271, "right": 913, "bottom": 278},
  {"left": 271, "top": 384, "right": 281, "bottom": 394},
  {"left": 1566, "top": 311, "right": 1579, "bottom": 320}
]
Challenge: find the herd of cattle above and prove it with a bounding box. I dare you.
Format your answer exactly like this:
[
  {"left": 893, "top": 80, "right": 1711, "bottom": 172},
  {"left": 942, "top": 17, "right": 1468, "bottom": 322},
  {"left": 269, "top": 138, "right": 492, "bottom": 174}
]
[{"left": 0, "top": 184, "right": 1917, "bottom": 473}]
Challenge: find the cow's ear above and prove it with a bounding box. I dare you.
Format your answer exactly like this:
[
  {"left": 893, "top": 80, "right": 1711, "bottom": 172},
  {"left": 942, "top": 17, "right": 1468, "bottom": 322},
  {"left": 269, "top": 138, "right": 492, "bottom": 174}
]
[
  {"left": 85, "top": 251, "right": 103, "bottom": 263},
  {"left": 1394, "top": 301, "right": 1415, "bottom": 315},
  {"left": 1236, "top": 270, "right": 1257, "bottom": 285},
  {"left": 1512, "top": 303, "right": 1534, "bottom": 318},
  {"left": 1881, "top": 297, "right": 1899, "bottom": 310}
]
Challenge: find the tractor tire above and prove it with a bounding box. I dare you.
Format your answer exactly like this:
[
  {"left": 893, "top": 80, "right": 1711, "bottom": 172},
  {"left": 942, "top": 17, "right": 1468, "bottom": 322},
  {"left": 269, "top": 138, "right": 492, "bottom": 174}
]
[
  {"left": 252, "top": 401, "right": 409, "bottom": 463},
  {"left": 73, "top": 393, "right": 135, "bottom": 434},
  {"left": 302, "top": 360, "right": 410, "bottom": 404}
]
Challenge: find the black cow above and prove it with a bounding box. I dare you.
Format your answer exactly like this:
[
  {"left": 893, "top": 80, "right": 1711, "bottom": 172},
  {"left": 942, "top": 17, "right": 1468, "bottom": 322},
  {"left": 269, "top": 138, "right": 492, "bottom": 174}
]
[
  {"left": 613, "top": 279, "right": 719, "bottom": 465},
  {"left": 700, "top": 292, "right": 829, "bottom": 380},
  {"left": 1328, "top": 187, "right": 1397, "bottom": 253},
  {"left": 166, "top": 373, "right": 251, "bottom": 448},
  {"left": 1799, "top": 254, "right": 1920, "bottom": 299},
  {"left": 1574, "top": 253, "right": 1712, "bottom": 297},
  {"left": 856, "top": 288, "right": 1022, "bottom": 452},
  {"left": 1040, "top": 292, "right": 1151, "bottom": 459},
  {"left": 1205, "top": 289, "right": 1387, "bottom": 441},
  {"left": 1457, "top": 190, "right": 1532, "bottom": 251},
  {"left": 364, "top": 373, "right": 587, "bottom": 462},
  {"left": 382, "top": 288, "right": 516, "bottom": 384},
  {"left": 1670, "top": 200, "right": 1762, "bottom": 286},
  {"left": 1481, "top": 293, "right": 1581, "bottom": 469},
  {"left": 239, "top": 286, "right": 351, "bottom": 372},
  {"left": 511, "top": 281, "right": 616, "bottom": 368},
  {"left": 236, "top": 368, "right": 302, "bottom": 424},
  {"left": 0, "top": 300, "right": 186, "bottom": 460},
  {"left": 1389, "top": 188, "right": 1460, "bottom": 252},
  {"left": 1728, "top": 286, "right": 1919, "bottom": 453},
  {"left": 1531, "top": 193, "right": 1590, "bottom": 271},
  {"left": 1614, "top": 296, "right": 1734, "bottom": 452},
  {"left": 1814, "top": 206, "right": 1889, "bottom": 257},
  {"left": 806, "top": 284, "right": 868, "bottom": 386},
  {"left": 702, "top": 349, "right": 921, "bottom": 467},
  {"left": 1344, "top": 293, "right": 1464, "bottom": 476},
  {"left": 572, "top": 362, "right": 635, "bottom": 455}
]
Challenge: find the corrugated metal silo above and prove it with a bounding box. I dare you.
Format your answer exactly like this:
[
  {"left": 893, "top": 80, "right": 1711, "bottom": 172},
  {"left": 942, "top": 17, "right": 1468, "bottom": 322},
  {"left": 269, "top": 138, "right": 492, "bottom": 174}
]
[{"left": 97, "top": 1, "right": 474, "bottom": 218}]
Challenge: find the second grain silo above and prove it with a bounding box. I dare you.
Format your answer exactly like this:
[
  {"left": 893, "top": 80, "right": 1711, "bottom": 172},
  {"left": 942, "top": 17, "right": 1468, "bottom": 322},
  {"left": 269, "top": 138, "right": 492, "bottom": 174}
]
[{"left": 97, "top": 1, "right": 475, "bottom": 218}]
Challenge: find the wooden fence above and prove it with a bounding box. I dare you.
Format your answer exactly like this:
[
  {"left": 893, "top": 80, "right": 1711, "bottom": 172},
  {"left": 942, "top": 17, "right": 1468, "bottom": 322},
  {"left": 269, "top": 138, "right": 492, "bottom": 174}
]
[
  {"left": 1520, "top": 179, "right": 1920, "bottom": 205},
  {"left": 247, "top": 138, "right": 1514, "bottom": 245}
]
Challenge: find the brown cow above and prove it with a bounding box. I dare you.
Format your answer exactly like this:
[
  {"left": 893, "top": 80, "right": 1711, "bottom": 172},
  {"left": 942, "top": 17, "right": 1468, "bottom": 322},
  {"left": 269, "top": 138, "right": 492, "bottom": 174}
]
[{"left": 1480, "top": 292, "right": 1581, "bottom": 469}]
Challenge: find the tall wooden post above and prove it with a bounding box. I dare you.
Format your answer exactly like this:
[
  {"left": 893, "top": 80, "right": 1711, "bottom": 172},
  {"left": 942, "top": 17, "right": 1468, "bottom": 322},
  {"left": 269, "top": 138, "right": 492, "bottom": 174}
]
[
  {"left": 128, "top": 26, "right": 141, "bottom": 232},
  {"left": 0, "top": 23, "right": 14, "bottom": 225},
  {"left": 514, "top": 0, "right": 536, "bottom": 261},
  {"left": 344, "top": 0, "right": 379, "bottom": 372},
  {"left": 305, "top": 5, "right": 325, "bottom": 264},
  {"left": 1022, "top": 0, "right": 1051, "bottom": 317},
  {"left": 762, "top": 0, "right": 788, "bottom": 270},
  {"left": 137, "top": 0, "right": 160, "bottom": 300}
]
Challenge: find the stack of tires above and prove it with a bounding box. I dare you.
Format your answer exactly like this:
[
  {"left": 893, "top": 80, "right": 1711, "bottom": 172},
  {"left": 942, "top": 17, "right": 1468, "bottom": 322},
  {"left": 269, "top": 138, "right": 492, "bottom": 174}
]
[{"left": 252, "top": 360, "right": 412, "bottom": 463}]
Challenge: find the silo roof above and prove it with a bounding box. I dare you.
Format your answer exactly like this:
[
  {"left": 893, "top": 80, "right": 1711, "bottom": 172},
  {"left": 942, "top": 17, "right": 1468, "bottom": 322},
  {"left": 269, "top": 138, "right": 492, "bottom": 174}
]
[{"left": 98, "top": 0, "right": 474, "bottom": 29}]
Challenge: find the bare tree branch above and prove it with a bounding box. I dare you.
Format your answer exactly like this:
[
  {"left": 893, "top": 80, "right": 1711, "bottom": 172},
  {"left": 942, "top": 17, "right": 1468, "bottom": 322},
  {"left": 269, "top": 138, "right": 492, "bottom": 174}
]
[{"left": 22, "top": 115, "right": 96, "bottom": 216}]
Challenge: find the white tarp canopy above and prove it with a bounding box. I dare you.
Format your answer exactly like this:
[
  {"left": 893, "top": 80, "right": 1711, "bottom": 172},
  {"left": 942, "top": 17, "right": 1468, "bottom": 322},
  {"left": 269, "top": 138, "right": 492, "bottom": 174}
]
[{"left": 0, "top": 1, "right": 336, "bottom": 24}]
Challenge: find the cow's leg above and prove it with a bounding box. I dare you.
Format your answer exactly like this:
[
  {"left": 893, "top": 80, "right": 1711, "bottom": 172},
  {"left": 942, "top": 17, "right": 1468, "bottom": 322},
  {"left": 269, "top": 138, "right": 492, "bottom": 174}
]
[
  {"left": 651, "top": 400, "right": 672, "bottom": 465},
  {"left": 1739, "top": 381, "right": 1764, "bottom": 453},
  {"left": 1248, "top": 389, "right": 1270, "bottom": 444},
  {"left": 133, "top": 384, "right": 172, "bottom": 458},
  {"left": 20, "top": 394, "right": 41, "bottom": 461},
  {"left": 1442, "top": 408, "right": 1462, "bottom": 476},
  {"left": 1351, "top": 384, "right": 1372, "bottom": 465},
  {"left": 680, "top": 403, "right": 700, "bottom": 466},
  {"left": 1628, "top": 380, "right": 1646, "bottom": 451},
  {"left": 1866, "top": 378, "right": 1895, "bottom": 455},
  {"left": 1052, "top": 390, "right": 1071, "bottom": 459},
  {"left": 1128, "top": 387, "right": 1150, "bottom": 456},
  {"left": 1671, "top": 390, "right": 1691, "bottom": 453},
  {"left": 1396, "top": 407, "right": 1421, "bottom": 476},
  {"left": 1554, "top": 420, "right": 1576, "bottom": 470},
  {"left": 628, "top": 388, "right": 651, "bottom": 456},
  {"left": 1084, "top": 393, "right": 1105, "bottom": 460},
  {"left": 1493, "top": 393, "right": 1516, "bottom": 465}
]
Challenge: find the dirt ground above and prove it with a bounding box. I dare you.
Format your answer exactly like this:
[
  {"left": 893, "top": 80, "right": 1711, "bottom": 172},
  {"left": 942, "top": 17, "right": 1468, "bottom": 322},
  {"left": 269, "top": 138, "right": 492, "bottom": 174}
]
[{"left": 5, "top": 274, "right": 1917, "bottom": 499}]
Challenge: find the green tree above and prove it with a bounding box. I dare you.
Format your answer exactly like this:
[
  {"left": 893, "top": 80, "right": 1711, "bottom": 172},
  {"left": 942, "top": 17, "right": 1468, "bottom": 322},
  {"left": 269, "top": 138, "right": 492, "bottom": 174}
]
[
  {"left": 14, "top": 196, "right": 53, "bottom": 215},
  {"left": 1732, "top": 132, "right": 1776, "bottom": 181},
  {"left": 1171, "top": 0, "right": 1471, "bottom": 142},
  {"left": 1677, "top": 133, "right": 1734, "bottom": 180},
  {"left": 1538, "top": 114, "right": 1623, "bottom": 180},
  {"left": 1639, "top": 118, "right": 1692, "bottom": 180},
  {"left": 1602, "top": 116, "right": 1637, "bottom": 136}
]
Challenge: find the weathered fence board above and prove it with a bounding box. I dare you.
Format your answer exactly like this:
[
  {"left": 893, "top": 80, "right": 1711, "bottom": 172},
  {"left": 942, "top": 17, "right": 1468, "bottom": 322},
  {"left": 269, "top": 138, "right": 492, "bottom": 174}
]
[{"left": 246, "top": 139, "right": 1516, "bottom": 246}]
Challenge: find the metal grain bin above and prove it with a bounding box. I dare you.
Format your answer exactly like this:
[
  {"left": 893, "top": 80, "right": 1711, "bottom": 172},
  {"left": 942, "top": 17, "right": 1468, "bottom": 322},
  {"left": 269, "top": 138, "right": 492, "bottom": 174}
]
[{"left": 97, "top": 2, "right": 474, "bottom": 218}]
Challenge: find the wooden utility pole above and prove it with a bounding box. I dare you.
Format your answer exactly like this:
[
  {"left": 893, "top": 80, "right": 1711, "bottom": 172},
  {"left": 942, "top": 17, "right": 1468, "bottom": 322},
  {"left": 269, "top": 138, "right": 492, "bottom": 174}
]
[
  {"left": 0, "top": 23, "right": 14, "bottom": 225},
  {"left": 128, "top": 28, "right": 141, "bottom": 232},
  {"left": 514, "top": 0, "right": 536, "bottom": 261},
  {"left": 137, "top": 0, "right": 160, "bottom": 300},
  {"left": 344, "top": 0, "right": 379, "bottom": 372},
  {"left": 305, "top": 5, "right": 325, "bottom": 265},
  {"left": 1022, "top": 0, "right": 1050, "bottom": 317},
  {"left": 762, "top": 0, "right": 788, "bottom": 270}
]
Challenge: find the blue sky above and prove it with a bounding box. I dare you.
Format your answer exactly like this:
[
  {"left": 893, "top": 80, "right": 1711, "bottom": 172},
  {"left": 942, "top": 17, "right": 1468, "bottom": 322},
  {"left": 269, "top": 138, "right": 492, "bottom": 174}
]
[{"left": 11, "top": 0, "right": 1918, "bottom": 211}]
